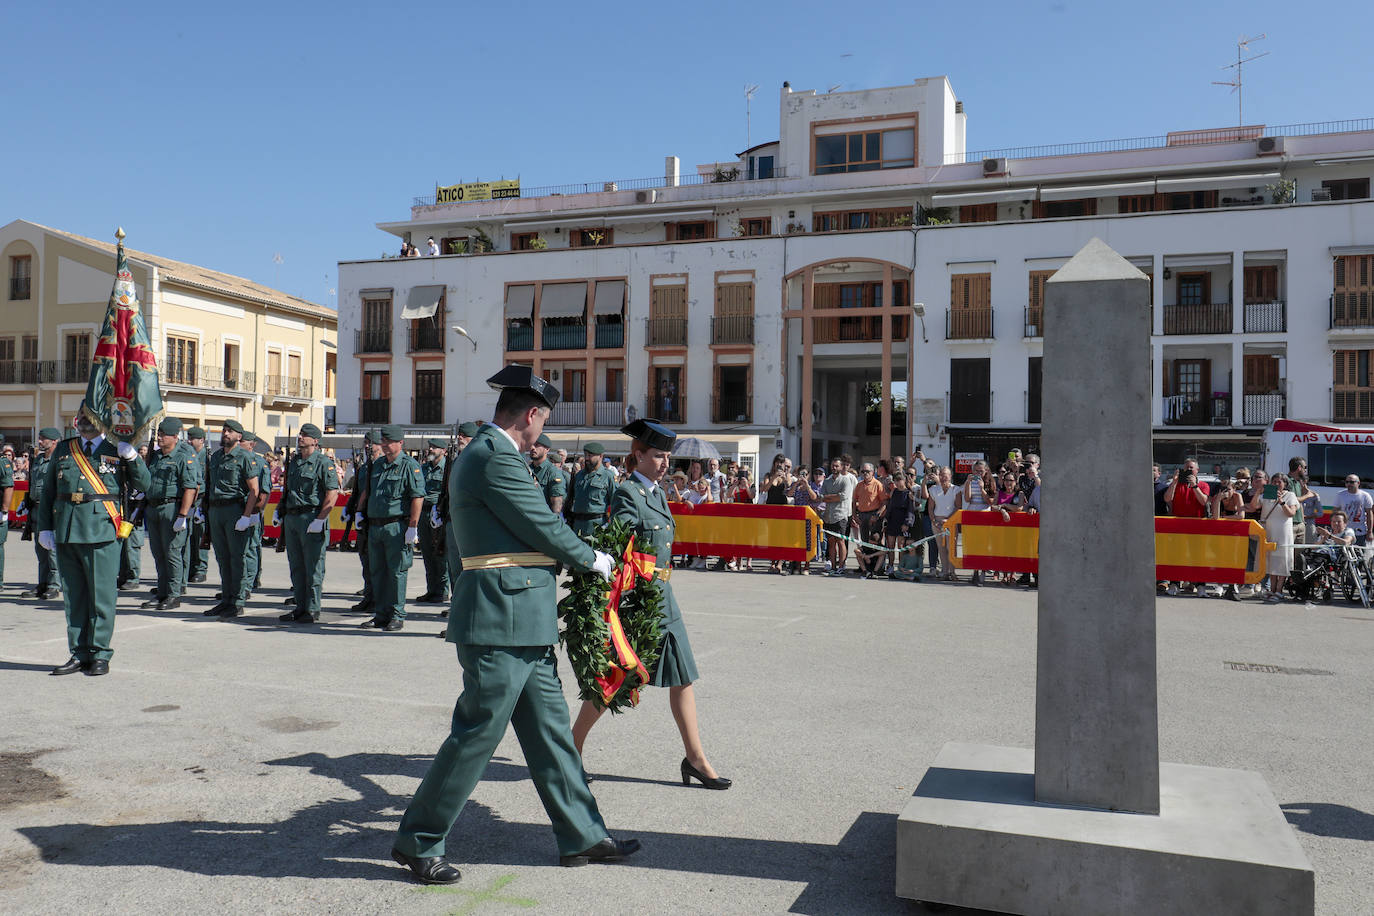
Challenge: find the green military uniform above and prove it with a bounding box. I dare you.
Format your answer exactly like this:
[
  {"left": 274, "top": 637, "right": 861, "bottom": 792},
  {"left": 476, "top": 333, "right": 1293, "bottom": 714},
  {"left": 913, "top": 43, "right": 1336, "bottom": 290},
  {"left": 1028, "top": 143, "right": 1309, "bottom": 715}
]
[
  {"left": 25, "top": 431, "right": 63, "bottom": 597},
  {"left": 569, "top": 448, "right": 615, "bottom": 537},
  {"left": 364, "top": 427, "right": 424, "bottom": 628},
  {"left": 280, "top": 425, "right": 340, "bottom": 623},
  {"left": 418, "top": 439, "right": 449, "bottom": 601},
  {"left": 532, "top": 457, "right": 566, "bottom": 510},
  {"left": 144, "top": 419, "right": 200, "bottom": 606},
  {"left": 0, "top": 446, "right": 12, "bottom": 591},
  {"left": 118, "top": 481, "right": 145, "bottom": 587},
  {"left": 204, "top": 424, "right": 258, "bottom": 616},
  {"left": 240, "top": 433, "right": 270, "bottom": 594},
  {"left": 611, "top": 472, "right": 697, "bottom": 686},
  {"left": 187, "top": 429, "right": 209, "bottom": 582},
  {"left": 35, "top": 435, "right": 151, "bottom": 664},
  {"left": 394, "top": 418, "right": 608, "bottom": 862},
  {"left": 350, "top": 431, "right": 379, "bottom": 612},
  {"left": 442, "top": 422, "right": 479, "bottom": 598}
]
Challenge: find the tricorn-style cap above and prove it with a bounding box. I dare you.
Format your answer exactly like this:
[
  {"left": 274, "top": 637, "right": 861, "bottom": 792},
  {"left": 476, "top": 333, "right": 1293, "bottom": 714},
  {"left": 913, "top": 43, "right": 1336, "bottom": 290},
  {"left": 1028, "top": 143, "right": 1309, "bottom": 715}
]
[
  {"left": 39, "top": 427, "right": 62, "bottom": 440},
  {"left": 158, "top": 417, "right": 183, "bottom": 436},
  {"left": 380, "top": 424, "right": 405, "bottom": 442},
  {"left": 621, "top": 418, "right": 676, "bottom": 452},
  {"left": 457, "top": 421, "right": 480, "bottom": 438},
  {"left": 187, "top": 426, "right": 206, "bottom": 440},
  {"left": 223, "top": 420, "right": 245, "bottom": 435},
  {"left": 582, "top": 441, "right": 604, "bottom": 456},
  {"left": 362, "top": 429, "right": 380, "bottom": 444},
  {"left": 486, "top": 365, "right": 560, "bottom": 408},
  {"left": 428, "top": 437, "right": 447, "bottom": 449},
  {"left": 300, "top": 423, "right": 323, "bottom": 439},
  {"left": 535, "top": 433, "right": 553, "bottom": 449}
]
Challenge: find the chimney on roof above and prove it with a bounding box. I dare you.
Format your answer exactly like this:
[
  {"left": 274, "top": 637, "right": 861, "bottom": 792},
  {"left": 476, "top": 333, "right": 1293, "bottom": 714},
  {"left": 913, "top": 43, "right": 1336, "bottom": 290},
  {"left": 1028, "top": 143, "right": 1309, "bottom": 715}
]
[{"left": 665, "top": 156, "right": 680, "bottom": 188}]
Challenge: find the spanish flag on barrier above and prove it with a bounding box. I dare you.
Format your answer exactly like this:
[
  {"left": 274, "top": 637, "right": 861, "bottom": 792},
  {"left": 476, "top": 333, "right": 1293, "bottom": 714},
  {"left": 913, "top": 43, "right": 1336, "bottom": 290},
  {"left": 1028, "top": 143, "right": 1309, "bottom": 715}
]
[{"left": 82, "top": 228, "right": 163, "bottom": 441}]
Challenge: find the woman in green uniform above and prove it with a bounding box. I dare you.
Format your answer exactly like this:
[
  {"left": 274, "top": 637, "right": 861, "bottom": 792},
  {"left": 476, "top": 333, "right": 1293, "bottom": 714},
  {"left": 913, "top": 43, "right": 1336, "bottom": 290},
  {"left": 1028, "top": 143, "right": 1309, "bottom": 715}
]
[{"left": 571, "top": 418, "right": 731, "bottom": 790}]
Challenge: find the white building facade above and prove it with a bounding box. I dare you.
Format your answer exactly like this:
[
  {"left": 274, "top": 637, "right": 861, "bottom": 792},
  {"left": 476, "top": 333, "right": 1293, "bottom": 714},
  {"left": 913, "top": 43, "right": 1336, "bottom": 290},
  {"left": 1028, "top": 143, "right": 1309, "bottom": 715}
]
[{"left": 336, "top": 77, "right": 1373, "bottom": 475}]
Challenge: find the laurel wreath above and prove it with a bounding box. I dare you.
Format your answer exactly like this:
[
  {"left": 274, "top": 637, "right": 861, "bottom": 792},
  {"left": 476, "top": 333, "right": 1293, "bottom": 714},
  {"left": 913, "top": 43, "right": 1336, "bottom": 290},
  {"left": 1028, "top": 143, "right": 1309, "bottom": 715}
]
[{"left": 558, "top": 519, "right": 665, "bottom": 714}]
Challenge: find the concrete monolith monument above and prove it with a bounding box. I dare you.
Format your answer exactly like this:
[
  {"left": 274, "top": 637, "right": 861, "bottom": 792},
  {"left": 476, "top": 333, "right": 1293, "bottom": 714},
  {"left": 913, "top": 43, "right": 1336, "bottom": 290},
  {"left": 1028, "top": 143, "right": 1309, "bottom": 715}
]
[{"left": 894, "top": 238, "right": 1314, "bottom": 914}]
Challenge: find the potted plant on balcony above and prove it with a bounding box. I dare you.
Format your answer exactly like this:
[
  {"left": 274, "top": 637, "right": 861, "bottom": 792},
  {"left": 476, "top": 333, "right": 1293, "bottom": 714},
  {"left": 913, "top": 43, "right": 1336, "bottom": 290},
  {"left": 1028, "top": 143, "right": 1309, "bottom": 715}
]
[{"left": 529, "top": 236, "right": 548, "bottom": 250}]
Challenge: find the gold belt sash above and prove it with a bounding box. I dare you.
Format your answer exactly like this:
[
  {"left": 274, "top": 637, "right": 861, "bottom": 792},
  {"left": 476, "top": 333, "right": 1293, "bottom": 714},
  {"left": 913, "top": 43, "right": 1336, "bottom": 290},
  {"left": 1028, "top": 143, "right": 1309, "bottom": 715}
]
[
  {"left": 655, "top": 566, "right": 672, "bottom": 581},
  {"left": 462, "top": 551, "right": 555, "bottom": 570}
]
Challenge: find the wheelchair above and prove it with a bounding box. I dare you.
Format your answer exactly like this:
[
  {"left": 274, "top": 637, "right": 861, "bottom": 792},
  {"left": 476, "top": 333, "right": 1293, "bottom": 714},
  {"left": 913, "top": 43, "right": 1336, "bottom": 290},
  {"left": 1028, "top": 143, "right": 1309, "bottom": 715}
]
[{"left": 1287, "top": 544, "right": 1374, "bottom": 607}]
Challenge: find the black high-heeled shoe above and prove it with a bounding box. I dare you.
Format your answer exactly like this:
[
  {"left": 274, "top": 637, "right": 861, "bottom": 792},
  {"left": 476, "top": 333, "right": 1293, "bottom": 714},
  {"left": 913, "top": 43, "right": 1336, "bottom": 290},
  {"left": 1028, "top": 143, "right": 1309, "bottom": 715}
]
[{"left": 681, "top": 757, "right": 732, "bottom": 790}]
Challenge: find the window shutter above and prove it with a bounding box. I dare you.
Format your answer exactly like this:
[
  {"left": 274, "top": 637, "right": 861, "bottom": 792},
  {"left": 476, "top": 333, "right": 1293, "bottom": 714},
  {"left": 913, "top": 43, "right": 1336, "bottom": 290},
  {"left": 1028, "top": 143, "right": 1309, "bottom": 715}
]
[
  {"left": 1334, "top": 351, "right": 1351, "bottom": 387},
  {"left": 971, "top": 274, "right": 991, "bottom": 309},
  {"left": 1162, "top": 359, "right": 1172, "bottom": 397}
]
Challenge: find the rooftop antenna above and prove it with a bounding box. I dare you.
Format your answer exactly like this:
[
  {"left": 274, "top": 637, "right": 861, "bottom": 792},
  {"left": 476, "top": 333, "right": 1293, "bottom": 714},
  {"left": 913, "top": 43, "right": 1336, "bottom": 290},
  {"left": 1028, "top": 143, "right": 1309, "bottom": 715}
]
[
  {"left": 827, "top": 84, "right": 842, "bottom": 93},
  {"left": 1212, "top": 33, "right": 1269, "bottom": 126},
  {"left": 272, "top": 252, "right": 283, "bottom": 287},
  {"left": 744, "top": 84, "right": 759, "bottom": 148}
]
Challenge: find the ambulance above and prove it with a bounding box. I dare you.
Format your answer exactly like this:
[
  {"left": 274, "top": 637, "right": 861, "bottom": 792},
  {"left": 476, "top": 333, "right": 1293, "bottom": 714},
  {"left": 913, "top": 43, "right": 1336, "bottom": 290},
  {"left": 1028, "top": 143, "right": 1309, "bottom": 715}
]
[{"left": 1262, "top": 419, "right": 1374, "bottom": 509}]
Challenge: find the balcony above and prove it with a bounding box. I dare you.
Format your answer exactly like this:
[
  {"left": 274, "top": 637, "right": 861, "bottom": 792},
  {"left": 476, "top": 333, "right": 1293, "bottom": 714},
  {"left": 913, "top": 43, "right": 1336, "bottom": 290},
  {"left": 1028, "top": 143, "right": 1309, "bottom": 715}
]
[
  {"left": 812, "top": 314, "right": 909, "bottom": 343},
  {"left": 646, "top": 318, "right": 688, "bottom": 347},
  {"left": 946, "top": 308, "right": 994, "bottom": 340},
  {"left": 1024, "top": 306, "right": 1044, "bottom": 338},
  {"left": 548, "top": 400, "right": 586, "bottom": 426},
  {"left": 355, "top": 328, "right": 392, "bottom": 354},
  {"left": 408, "top": 325, "right": 444, "bottom": 353},
  {"left": 1162, "top": 303, "right": 1231, "bottom": 335},
  {"left": 264, "top": 376, "right": 312, "bottom": 400},
  {"left": 1242, "top": 393, "right": 1286, "bottom": 426},
  {"left": 0, "top": 361, "right": 40, "bottom": 384},
  {"left": 360, "top": 398, "right": 390, "bottom": 424},
  {"left": 1243, "top": 301, "right": 1286, "bottom": 333},
  {"left": 9, "top": 277, "right": 30, "bottom": 300},
  {"left": 163, "top": 362, "right": 200, "bottom": 387},
  {"left": 58, "top": 360, "right": 87, "bottom": 384},
  {"left": 711, "top": 315, "right": 754, "bottom": 345},
  {"left": 1330, "top": 293, "right": 1374, "bottom": 328},
  {"left": 594, "top": 321, "right": 625, "bottom": 349},
  {"left": 651, "top": 397, "right": 685, "bottom": 424},
  {"left": 542, "top": 323, "right": 587, "bottom": 350},
  {"left": 412, "top": 396, "right": 443, "bottom": 425},
  {"left": 1162, "top": 395, "right": 1230, "bottom": 426},
  {"left": 219, "top": 368, "right": 256, "bottom": 392},
  {"left": 507, "top": 324, "right": 534, "bottom": 351},
  {"left": 594, "top": 401, "right": 625, "bottom": 425},
  {"left": 713, "top": 391, "right": 751, "bottom": 424}
]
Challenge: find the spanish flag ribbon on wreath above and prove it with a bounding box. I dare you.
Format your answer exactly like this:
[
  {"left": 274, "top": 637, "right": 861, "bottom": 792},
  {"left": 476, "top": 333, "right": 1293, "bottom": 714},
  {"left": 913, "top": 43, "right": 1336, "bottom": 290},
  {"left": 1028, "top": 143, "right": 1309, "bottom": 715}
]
[{"left": 82, "top": 228, "right": 163, "bottom": 442}]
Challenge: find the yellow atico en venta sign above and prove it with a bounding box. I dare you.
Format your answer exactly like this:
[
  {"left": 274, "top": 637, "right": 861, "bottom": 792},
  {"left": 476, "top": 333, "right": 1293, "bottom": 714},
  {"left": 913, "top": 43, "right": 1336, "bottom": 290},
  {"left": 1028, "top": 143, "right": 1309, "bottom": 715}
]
[{"left": 435, "top": 179, "right": 520, "bottom": 203}]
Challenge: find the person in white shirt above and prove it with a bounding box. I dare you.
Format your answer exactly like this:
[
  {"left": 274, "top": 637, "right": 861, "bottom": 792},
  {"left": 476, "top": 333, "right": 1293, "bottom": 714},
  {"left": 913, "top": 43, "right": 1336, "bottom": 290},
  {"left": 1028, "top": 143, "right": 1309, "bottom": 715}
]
[
  {"left": 426, "top": 237, "right": 440, "bottom": 256},
  {"left": 1333, "top": 475, "right": 1374, "bottom": 545},
  {"left": 927, "top": 466, "right": 962, "bottom": 581}
]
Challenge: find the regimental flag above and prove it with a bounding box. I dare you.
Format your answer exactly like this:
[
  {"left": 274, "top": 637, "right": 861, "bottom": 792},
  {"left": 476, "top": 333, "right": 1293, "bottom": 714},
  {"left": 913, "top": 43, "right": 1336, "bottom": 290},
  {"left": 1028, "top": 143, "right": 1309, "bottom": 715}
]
[{"left": 83, "top": 228, "right": 163, "bottom": 442}]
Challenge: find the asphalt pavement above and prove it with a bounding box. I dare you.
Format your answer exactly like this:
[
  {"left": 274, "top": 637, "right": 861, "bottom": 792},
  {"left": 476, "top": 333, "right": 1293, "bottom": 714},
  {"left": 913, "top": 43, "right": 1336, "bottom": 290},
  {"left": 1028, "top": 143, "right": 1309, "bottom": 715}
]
[{"left": 1, "top": 545, "right": 1371, "bottom": 915}]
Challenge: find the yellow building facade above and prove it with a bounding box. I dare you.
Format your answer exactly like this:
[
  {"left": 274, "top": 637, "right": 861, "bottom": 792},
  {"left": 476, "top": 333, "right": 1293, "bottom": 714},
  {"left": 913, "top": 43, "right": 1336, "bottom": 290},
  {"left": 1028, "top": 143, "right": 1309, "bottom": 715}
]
[{"left": 0, "top": 220, "right": 337, "bottom": 448}]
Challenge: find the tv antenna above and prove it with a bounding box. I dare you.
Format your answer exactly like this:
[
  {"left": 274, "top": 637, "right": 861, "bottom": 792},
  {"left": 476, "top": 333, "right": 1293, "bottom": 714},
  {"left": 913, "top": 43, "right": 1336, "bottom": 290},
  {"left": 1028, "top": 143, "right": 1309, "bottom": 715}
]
[
  {"left": 744, "top": 84, "right": 759, "bottom": 148},
  {"left": 1212, "top": 33, "right": 1269, "bottom": 126},
  {"left": 272, "top": 251, "right": 283, "bottom": 287}
]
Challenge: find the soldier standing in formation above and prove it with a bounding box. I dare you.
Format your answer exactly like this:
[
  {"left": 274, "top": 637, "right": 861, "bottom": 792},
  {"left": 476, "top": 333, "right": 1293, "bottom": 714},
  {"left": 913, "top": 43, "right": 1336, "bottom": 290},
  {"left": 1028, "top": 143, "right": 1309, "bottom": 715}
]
[
  {"left": 37, "top": 409, "right": 151, "bottom": 676},
  {"left": 349, "top": 430, "right": 382, "bottom": 615},
  {"left": 140, "top": 418, "right": 200, "bottom": 611},
  {"left": 117, "top": 457, "right": 146, "bottom": 590},
  {"left": 530, "top": 433, "right": 565, "bottom": 513},
  {"left": 21, "top": 428, "right": 63, "bottom": 600},
  {"left": 277, "top": 423, "right": 340, "bottom": 625},
  {"left": 568, "top": 442, "right": 615, "bottom": 537},
  {"left": 186, "top": 427, "right": 209, "bottom": 584},
  {"left": 240, "top": 430, "right": 271, "bottom": 595},
  {"left": 203, "top": 420, "right": 259, "bottom": 619},
  {"left": 416, "top": 437, "right": 449, "bottom": 604},
  {"left": 357, "top": 425, "right": 423, "bottom": 631},
  {"left": 0, "top": 435, "right": 11, "bottom": 593},
  {"left": 441, "top": 421, "right": 478, "bottom": 601}
]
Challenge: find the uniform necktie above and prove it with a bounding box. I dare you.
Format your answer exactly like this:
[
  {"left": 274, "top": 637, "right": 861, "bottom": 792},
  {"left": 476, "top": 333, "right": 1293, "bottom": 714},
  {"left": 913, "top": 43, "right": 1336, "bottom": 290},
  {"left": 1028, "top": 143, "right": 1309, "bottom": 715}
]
[{"left": 84, "top": 441, "right": 94, "bottom": 459}]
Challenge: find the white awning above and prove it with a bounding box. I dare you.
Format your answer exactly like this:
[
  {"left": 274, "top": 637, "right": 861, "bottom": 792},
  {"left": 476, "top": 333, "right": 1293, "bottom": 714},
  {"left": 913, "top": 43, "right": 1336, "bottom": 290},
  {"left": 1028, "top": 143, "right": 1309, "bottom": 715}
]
[
  {"left": 1039, "top": 180, "right": 1156, "bottom": 202},
  {"left": 504, "top": 284, "right": 535, "bottom": 320},
  {"left": 1163, "top": 253, "right": 1232, "bottom": 268},
  {"left": 592, "top": 279, "right": 625, "bottom": 316},
  {"left": 1155, "top": 172, "right": 1279, "bottom": 193},
  {"left": 539, "top": 282, "right": 587, "bottom": 319},
  {"left": 930, "top": 187, "right": 1039, "bottom": 207},
  {"left": 401, "top": 285, "right": 444, "bottom": 320}
]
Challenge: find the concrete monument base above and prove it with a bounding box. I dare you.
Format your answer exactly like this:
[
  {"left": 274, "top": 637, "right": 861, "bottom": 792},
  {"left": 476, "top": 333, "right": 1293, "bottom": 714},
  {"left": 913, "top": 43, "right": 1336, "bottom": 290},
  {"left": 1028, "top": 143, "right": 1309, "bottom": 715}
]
[{"left": 896, "top": 742, "right": 1314, "bottom": 915}]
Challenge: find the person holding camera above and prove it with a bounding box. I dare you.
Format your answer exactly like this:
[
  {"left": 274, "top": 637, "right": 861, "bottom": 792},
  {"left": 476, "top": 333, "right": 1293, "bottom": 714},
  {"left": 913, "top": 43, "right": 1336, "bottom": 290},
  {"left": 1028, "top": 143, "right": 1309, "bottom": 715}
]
[{"left": 1163, "top": 459, "right": 1209, "bottom": 596}]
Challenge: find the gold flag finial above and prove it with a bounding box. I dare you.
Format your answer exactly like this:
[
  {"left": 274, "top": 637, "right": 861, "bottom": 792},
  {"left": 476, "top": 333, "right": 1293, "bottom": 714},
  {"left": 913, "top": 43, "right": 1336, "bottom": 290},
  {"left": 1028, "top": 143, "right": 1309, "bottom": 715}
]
[{"left": 115, "top": 227, "right": 125, "bottom": 241}]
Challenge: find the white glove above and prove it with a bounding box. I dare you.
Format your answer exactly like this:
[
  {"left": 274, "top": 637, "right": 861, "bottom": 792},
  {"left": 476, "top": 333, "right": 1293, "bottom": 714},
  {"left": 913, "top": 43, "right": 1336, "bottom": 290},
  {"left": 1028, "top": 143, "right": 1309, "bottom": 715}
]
[
  {"left": 234, "top": 515, "right": 252, "bottom": 532},
  {"left": 404, "top": 526, "right": 419, "bottom": 545},
  {"left": 192, "top": 507, "right": 205, "bottom": 523},
  {"left": 0, "top": 511, "right": 7, "bottom": 524},
  {"left": 591, "top": 550, "right": 615, "bottom": 582},
  {"left": 251, "top": 513, "right": 262, "bottom": 526},
  {"left": 173, "top": 516, "right": 187, "bottom": 532},
  {"left": 116, "top": 441, "right": 137, "bottom": 461},
  {"left": 307, "top": 518, "right": 326, "bottom": 534},
  {"left": 430, "top": 505, "right": 442, "bottom": 528},
  {"left": 354, "top": 512, "right": 365, "bottom": 525},
  {"left": 39, "top": 530, "right": 55, "bottom": 551}
]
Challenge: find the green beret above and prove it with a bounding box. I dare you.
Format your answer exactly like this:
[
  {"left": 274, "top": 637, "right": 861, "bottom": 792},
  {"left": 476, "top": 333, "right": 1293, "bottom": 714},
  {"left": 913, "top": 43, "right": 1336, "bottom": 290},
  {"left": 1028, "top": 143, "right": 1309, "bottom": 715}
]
[
  {"left": 536, "top": 433, "right": 553, "bottom": 449},
  {"left": 457, "top": 421, "right": 480, "bottom": 438},
  {"left": 300, "top": 423, "right": 322, "bottom": 439},
  {"left": 223, "top": 420, "right": 245, "bottom": 435},
  {"left": 39, "top": 427, "right": 62, "bottom": 440},
  {"left": 240, "top": 430, "right": 257, "bottom": 443},
  {"left": 427, "top": 437, "right": 447, "bottom": 449},
  {"left": 583, "top": 441, "right": 604, "bottom": 455},
  {"left": 158, "top": 417, "right": 183, "bottom": 436},
  {"left": 362, "top": 429, "right": 380, "bottom": 444},
  {"left": 187, "top": 426, "right": 206, "bottom": 440},
  {"left": 380, "top": 424, "right": 405, "bottom": 442}
]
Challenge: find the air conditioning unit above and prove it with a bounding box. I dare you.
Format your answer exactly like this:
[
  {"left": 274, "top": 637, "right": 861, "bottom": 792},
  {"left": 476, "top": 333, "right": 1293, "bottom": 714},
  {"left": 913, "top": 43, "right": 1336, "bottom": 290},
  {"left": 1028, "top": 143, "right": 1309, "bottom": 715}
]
[
  {"left": 635, "top": 189, "right": 657, "bottom": 204},
  {"left": 982, "top": 157, "right": 1008, "bottom": 177},
  {"left": 1256, "top": 136, "right": 1285, "bottom": 156}
]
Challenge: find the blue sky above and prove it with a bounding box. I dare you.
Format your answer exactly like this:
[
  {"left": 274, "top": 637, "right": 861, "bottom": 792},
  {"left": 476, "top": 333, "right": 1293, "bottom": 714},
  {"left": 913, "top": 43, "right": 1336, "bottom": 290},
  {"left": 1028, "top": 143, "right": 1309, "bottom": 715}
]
[{"left": 4, "top": 0, "right": 1369, "bottom": 307}]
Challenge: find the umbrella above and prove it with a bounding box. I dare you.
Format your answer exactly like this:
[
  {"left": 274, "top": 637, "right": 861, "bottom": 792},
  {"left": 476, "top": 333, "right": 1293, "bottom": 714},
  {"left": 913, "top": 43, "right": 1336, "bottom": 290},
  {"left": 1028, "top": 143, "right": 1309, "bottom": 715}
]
[{"left": 672, "top": 437, "right": 721, "bottom": 460}]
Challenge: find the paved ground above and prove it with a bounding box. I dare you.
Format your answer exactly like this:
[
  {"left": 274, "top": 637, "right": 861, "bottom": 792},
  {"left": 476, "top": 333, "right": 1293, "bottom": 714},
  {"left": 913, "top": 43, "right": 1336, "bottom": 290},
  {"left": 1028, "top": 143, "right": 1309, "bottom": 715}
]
[{"left": 1, "top": 544, "right": 1371, "bottom": 915}]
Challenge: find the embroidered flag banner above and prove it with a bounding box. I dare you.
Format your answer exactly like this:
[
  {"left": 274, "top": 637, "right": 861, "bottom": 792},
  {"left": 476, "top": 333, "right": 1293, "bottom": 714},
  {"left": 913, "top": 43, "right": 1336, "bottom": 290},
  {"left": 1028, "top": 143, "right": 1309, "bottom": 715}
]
[{"left": 83, "top": 228, "right": 163, "bottom": 442}]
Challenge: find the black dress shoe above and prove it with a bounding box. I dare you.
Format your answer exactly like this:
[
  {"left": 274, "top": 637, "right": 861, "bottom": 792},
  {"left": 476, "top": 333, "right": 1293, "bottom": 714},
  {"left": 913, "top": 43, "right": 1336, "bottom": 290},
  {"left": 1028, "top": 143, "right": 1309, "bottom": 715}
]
[
  {"left": 213, "top": 591, "right": 223, "bottom": 599},
  {"left": 351, "top": 600, "right": 373, "bottom": 614},
  {"left": 85, "top": 659, "right": 110, "bottom": 676},
  {"left": 51, "top": 656, "right": 87, "bottom": 676},
  {"left": 414, "top": 592, "right": 436, "bottom": 603},
  {"left": 558, "top": 837, "right": 641, "bottom": 867},
  {"left": 218, "top": 606, "right": 244, "bottom": 619},
  {"left": 204, "top": 602, "right": 228, "bottom": 616},
  {"left": 189, "top": 574, "right": 206, "bottom": 584},
  {"left": 681, "top": 758, "right": 732, "bottom": 790},
  {"left": 159, "top": 598, "right": 182, "bottom": 610},
  {"left": 21, "top": 588, "right": 47, "bottom": 599},
  {"left": 383, "top": 618, "right": 404, "bottom": 631},
  {"left": 390, "top": 848, "right": 461, "bottom": 885},
  {"left": 140, "top": 597, "right": 164, "bottom": 609},
  {"left": 358, "top": 617, "right": 384, "bottom": 629},
  {"left": 353, "top": 588, "right": 366, "bottom": 597},
  {"left": 284, "top": 596, "right": 295, "bottom": 606}
]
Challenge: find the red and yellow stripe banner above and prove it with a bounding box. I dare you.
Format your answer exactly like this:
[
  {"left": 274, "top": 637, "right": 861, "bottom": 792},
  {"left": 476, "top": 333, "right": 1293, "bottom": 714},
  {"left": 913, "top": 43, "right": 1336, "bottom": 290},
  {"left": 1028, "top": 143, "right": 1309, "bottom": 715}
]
[{"left": 669, "top": 502, "right": 823, "bottom": 562}]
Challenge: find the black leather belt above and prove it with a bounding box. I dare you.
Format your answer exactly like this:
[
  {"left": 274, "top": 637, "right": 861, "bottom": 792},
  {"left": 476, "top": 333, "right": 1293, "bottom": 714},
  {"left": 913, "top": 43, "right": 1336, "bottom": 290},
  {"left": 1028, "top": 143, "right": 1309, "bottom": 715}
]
[
  {"left": 209, "top": 498, "right": 244, "bottom": 506},
  {"left": 280, "top": 505, "right": 318, "bottom": 515},
  {"left": 371, "top": 515, "right": 407, "bottom": 524},
  {"left": 64, "top": 492, "right": 120, "bottom": 503},
  {"left": 148, "top": 497, "right": 179, "bottom": 506},
  {"left": 572, "top": 512, "right": 602, "bottom": 520}
]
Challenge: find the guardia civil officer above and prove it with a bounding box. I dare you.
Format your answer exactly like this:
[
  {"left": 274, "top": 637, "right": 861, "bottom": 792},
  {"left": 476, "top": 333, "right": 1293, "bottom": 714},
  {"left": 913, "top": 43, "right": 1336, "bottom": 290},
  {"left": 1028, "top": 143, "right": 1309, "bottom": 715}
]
[
  {"left": 415, "top": 437, "right": 449, "bottom": 604},
  {"left": 357, "top": 425, "right": 423, "bottom": 631},
  {"left": 441, "top": 421, "right": 478, "bottom": 600},
  {"left": 278, "top": 423, "right": 340, "bottom": 624},
  {"left": 571, "top": 419, "right": 731, "bottom": 789},
  {"left": 0, "top": 436, "right": 12, "bottom": 592},
  {"left": 37, "top": 409, "right": 151, "bottom": 676},
  {"left": 568, "top": 441, "right": 615, "bottom": 537},
  {"left": 239, "top": 430, "right": 271, "bottom": 595},
  {"left": 21, "top": 428, "right": 63, "bottom": 600},
  {"left": 390, "top": 366, "right": 635, "bottom": 885},
  {"left": 185, "top": 427, "right": 209, "bottom": 583},
  {"left": 141, "top": 417, "right": 199, "bottom": 610},
  {"left": 202, "top": 420, "right": 260, "bottom": 618},
  {"left": 349, "top": 430, "right": 382, "bottom": 614},
  {"left": 529, "top": 433, "right": 565, "bottom": 513}
]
